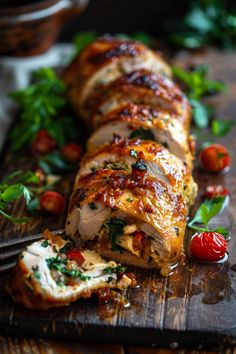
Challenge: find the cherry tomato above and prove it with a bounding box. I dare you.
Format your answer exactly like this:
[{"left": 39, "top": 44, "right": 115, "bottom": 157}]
[
  {"left": 205, "top": 185, "right": 229, "bottom": 199},
  {"left": 97, "top": 288, "right": 111, "bottom": 304},
  {"left": 132, "top": 231, "right": 145, "bottom": 251},
  {"left": 61, "top": 143, "right": 82, "bottom": 162},
  {"left": 199, "top": 144, "right": 231, "bottom": 172},
  {"left": 31, "top": 129, "right": 56, "bottom": 155},
  {"left": 67, "top": 250, "right": 85, "bottom": 265},
  {"left": 40, "top": 191, "right": 65, "bottom": 214},
  {"left": 190, "top": 232, "right": 227, "bottom": 262}
]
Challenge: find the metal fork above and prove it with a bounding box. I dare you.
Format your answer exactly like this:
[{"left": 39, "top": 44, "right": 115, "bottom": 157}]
[{"left": 0, "top": 230, "right": 64, "bottom": 273}]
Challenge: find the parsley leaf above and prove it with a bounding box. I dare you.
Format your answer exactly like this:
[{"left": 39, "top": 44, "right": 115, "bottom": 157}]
[
  {"left": 9, "top": 68, "right": 79, "bottom": 151},
  {"left": 0, "top": 170, "right": 39, "bottom": 223},
  {"left": 173, "top": 65, "right": 226, "bottom": 128},
  {"left": 188, "top": 196, "right": 229, "bottom": 235},
  {"left": 212, "top": 118, "right": 235, "bottom": 136}
]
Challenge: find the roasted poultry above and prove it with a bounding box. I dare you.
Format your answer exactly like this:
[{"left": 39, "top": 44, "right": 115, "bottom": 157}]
[
  {"left": 64, "top": 36, "right": 197, "bottom": 275},
  {"left": 7, "top": 230, "right": 131, "bottom": 310},
  {"left": 63, "top": 36, "right": 172, "bottom": 119}
]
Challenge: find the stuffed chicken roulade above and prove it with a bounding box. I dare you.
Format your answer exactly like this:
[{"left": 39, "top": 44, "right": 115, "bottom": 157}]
[{"left": 66, "top": 167, "right": 187, "bottom": 275}]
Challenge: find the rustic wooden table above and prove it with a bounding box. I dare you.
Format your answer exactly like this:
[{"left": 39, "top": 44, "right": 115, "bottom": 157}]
[{"left": 0, "top": 48, "right": 236, "bottom": 353}]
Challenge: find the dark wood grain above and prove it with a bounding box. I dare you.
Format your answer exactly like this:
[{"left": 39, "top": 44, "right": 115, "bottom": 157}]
[{"left": 0, "top": 48, "right": 236, "bottom": 350}]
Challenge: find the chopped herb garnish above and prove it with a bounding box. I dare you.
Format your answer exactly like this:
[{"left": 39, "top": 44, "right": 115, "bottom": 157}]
[
  {"left": 89, "top": 202, "right": 97, "bottom": 210},
  {"left": 126, "top": 197, "right": 133, "bottom": 202},
  {"left": 130, "top": 149, "right": 138, "bottom": 158},
  {"left": 103, "top": 161, "right": 129, "bottom": 171},
  {"left": 46, "top": 256, "right": 91, "bottom": 280},
  {"left": 104, "top": 218, "right": 127, "bottom": 252},
  {"left": 41, "top": 240, "right": 49, "bottom": 248},
  {"left": 104, "top": 265, "right": 126, "bottom": 274}
]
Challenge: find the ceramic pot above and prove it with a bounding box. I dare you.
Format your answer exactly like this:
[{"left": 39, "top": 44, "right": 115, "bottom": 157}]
[{"left": 0, "top": 0, "right": 89, "bottom": 56}]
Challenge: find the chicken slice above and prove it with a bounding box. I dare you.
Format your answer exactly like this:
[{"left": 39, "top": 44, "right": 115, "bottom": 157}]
[
  {"left": 87, "top": 103, "right": 193, "bottom": 168},
  {"left": 66, "top": 169, "right": 187, "bottom": 274},
  {"left": 85, "top": 69, "right": 191, "bottom": 129},
  {"left": 78, "top": 137, "right": 197, "bottom": 206},
  {"left": 7, "top": 232, "right": 131, "bottom": 310},
  {"left": 62, "top": 37, "right": 172, "bottom": 120}
]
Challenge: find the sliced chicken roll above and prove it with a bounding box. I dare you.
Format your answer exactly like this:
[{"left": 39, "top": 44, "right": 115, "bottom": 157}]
[
  {"left": 66, "top": 168, "right": 187, "bottom": 275},
  {"left": 79, "top": 137, "right": 197, "bottom": 206},
  {"left": 62, "top": 37, "right": 172, "bottom": 120},
  {"left": 7, "top": 231, "right": 132, "bottom": 310},
  {"left": 86, "top": 69, "right": 191, "bottom": 128},
  {"left": 87, "top": 103, "right": 194, "bottom": 168}
]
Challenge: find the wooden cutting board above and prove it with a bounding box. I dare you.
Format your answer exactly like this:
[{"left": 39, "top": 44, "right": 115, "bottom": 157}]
[{"left": 0, "top": 48, "right": 236, "bottom": 350}]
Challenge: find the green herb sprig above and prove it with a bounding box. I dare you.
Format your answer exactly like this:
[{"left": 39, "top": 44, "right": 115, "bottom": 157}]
[
  {"left": 168, "top": 0, "right": 236, "bottom": 49},
  {"left": 172, "top": 65, "right": 226, "bottom": 128},
  {"left": 0, "top": 170, "right": 39, "bottom": 223},
  {"left": 188, "top": 196, "right": 229, "bottom": 236},
  {"left": 10, "top": 68, "right": 79, "bottom": 151}
]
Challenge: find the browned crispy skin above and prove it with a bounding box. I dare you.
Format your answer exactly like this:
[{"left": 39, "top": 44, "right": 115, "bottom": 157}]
[
  {"left": 67, "top": 169, "right": 187, "bottom": 270},
  {"left": 62, "top": 37, "right": 172, "bottom": 119},
  {"left": 85, "top": 69, "right": 191, "bottom": 128},
  {"left": 87, "top": 102, "right": 194, "bottom": 168},
  {"left": 79, "top": 137, "right": 197, "bottom": 206}
]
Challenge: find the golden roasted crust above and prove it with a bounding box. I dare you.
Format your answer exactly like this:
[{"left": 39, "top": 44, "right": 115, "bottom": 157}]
[
  {"left": 69, "top": 169, "right": 187, "bottom": 265},
  {"left": 87, "top": 102, "right": 194, "bottom": 169},
  {"left": 85, "top": 69, "right": 191, "bottom": 126},
  {"left": 80, "top": 136, "right": 197, "bottom": 205},
  {"left": 62, "top": 37, "right": 172, "bottom": 119}
]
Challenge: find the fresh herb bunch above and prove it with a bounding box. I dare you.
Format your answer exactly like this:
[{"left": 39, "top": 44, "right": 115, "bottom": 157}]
[
  {"left": 188, "top": 195, "right": 229, "bottom": 236},
  {"left": 0, "top": 170, "right": 39, "bottom": 222},
  {"left": 173, "top": 65, "right": 226, "bottom": 128},
  {"left": 10, "top": 68, "right": 78, "bottom": 151},
  {"left": 168, "top": 0, "right": 236, "bottom": 49}
]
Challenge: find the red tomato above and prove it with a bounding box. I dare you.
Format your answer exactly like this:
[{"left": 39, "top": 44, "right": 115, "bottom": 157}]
[
  {"left": 40, "top": 191, "right": 65, "bottom": 214},
  {"left": 61, "top": 143, "right": 82, "bottom": 162},
  {"left": 200, "top": 144, "right": 231, "bottom": 172},
  {"left": 67, "top": 250, "right": 85, "bottom": 265},
  {"left": 97, "top": 288, "right": 111, "bottom": 304},
  {"left": 190, "top": 232, "right": 227, "bottom": 262},
  {"left": 31, "top": 129, "right": 56, "bottom": 155},
  {"left": 132, "top": 231, "right": 145, "bottom": 251},
  {"left": 205, "top": 185, "right": 229, "bottom": 199}
]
